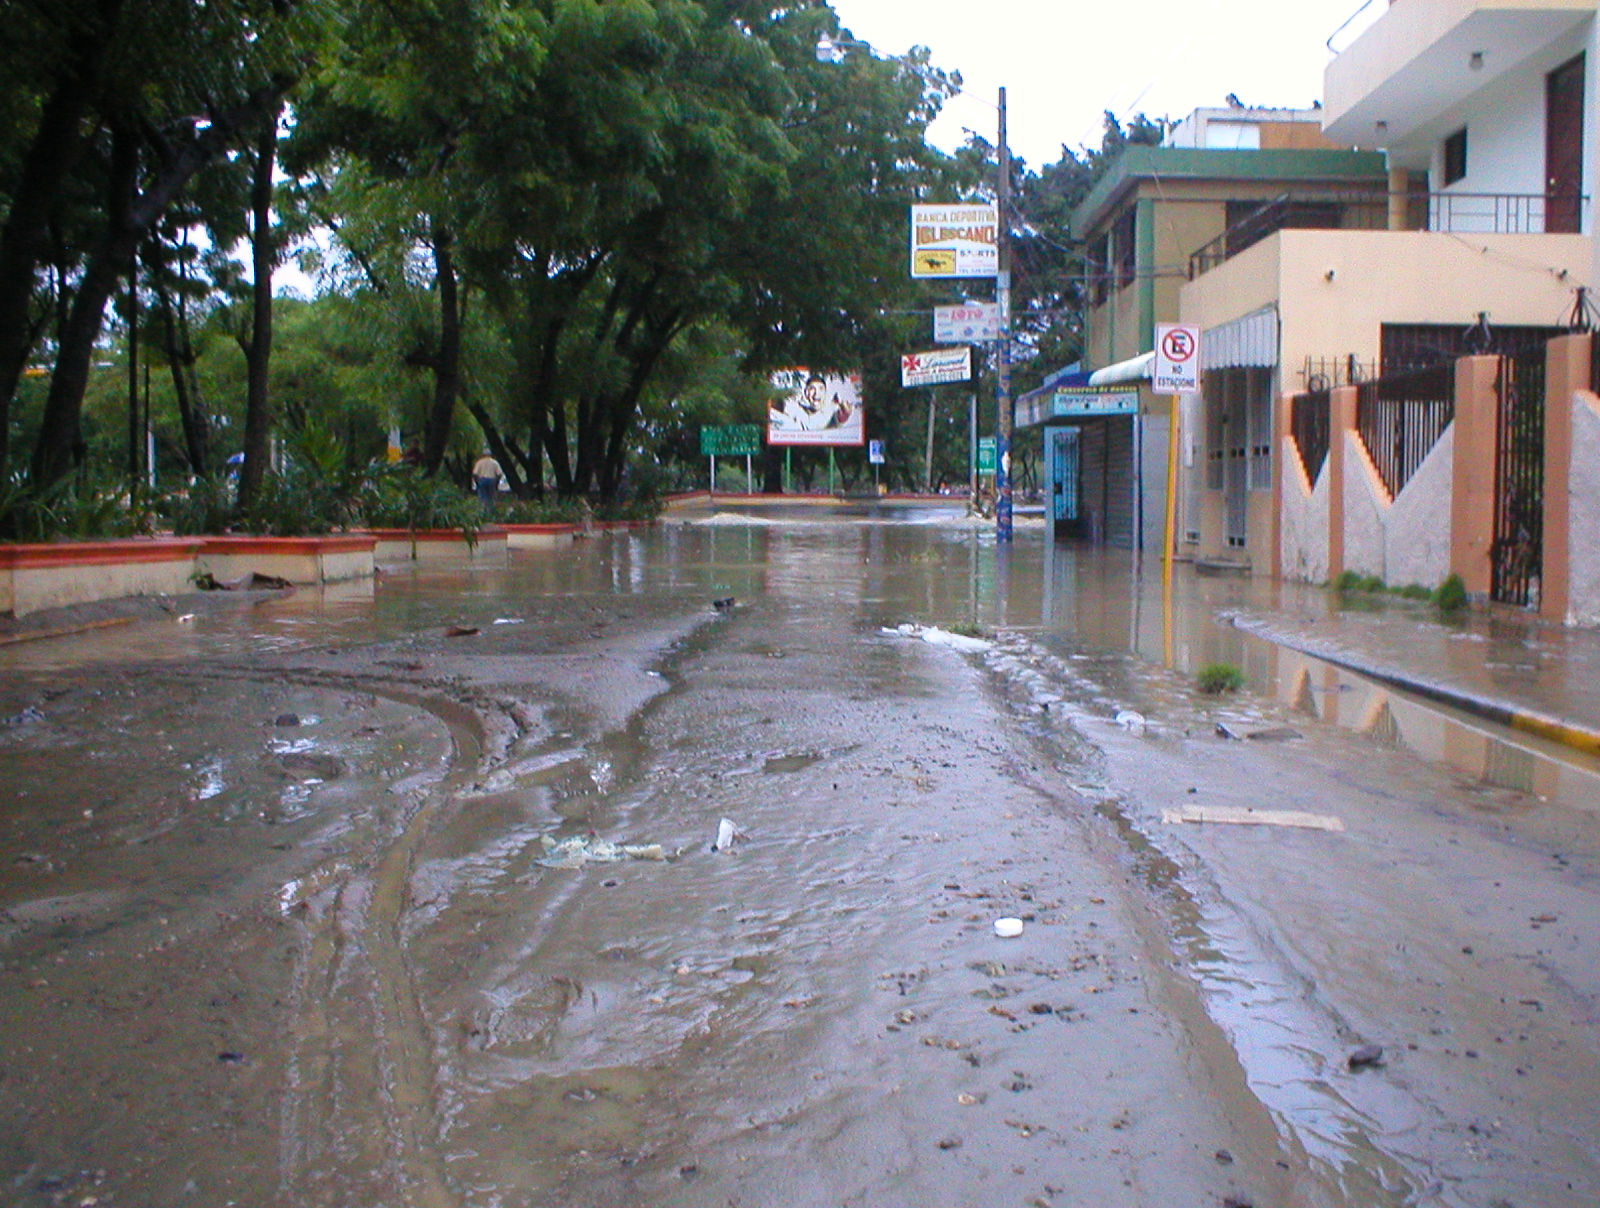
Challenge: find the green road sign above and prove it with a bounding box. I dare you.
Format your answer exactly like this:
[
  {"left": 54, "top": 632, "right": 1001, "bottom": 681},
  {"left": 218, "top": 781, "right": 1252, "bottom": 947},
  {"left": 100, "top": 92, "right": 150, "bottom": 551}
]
[
  {"left": 700, "top": 424, "right": 763, "bottom": 457},
  {"left": 977, "top": 436, "right": 997, "bottom": 474}
]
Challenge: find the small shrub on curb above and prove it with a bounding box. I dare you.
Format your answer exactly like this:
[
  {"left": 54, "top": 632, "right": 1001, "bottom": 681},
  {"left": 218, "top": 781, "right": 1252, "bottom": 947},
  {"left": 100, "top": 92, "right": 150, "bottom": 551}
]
[
  {"left": 1334, "top": 570, "right": 1364, "bottom": 592},
  {"left": 1197, "top": 663, "right": 1245, "bottom": 695},
  {"left": 1433, "top": 573, "right": 1469, "bottom": 612}
]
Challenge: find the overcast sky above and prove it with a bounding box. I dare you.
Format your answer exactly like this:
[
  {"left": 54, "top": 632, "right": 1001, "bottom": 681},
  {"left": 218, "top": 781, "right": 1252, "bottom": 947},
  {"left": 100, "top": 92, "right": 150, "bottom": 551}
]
[{"left": 825, "top": 0, "right": 1384, "bottom": 168}]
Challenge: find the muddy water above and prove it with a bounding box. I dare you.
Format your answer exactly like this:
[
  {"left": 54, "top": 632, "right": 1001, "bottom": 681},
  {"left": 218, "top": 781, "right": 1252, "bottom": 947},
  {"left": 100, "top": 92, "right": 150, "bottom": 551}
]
[{"left": 2, "top": 509, "right": 1598, "bottom": 1208}]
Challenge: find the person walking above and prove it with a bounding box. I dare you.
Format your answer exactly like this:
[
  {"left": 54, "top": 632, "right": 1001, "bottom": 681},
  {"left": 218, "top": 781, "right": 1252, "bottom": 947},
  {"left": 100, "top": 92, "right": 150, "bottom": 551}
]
[{"left": 473, "top": 449, "right": 503, "bottom": 511}]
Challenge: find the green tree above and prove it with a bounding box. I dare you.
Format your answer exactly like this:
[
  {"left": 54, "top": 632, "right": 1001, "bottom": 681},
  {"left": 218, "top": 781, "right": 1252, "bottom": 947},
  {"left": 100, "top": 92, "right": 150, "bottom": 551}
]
[{"left": 4, "top": 0, "right": 313, "bottom": 493}]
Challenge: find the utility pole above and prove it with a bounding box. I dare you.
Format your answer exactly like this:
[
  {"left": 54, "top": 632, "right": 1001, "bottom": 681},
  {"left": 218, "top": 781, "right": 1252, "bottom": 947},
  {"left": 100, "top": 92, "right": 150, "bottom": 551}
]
[{"left": 995, "top": 87, "right": 1013, "bottom": 544}]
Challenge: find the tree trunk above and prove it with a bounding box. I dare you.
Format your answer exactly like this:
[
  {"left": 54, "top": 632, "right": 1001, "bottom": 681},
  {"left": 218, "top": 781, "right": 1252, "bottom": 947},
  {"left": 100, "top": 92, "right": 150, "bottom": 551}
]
[
  {"left": 0, "top": 0, "right": 125, "bottom": 446},
  {"left": 422, "top": 223, "right": 461, "bottom": 475},
  {"left": 237, "top": 110, "right": 280, "bottom": 512},
  {"left": 156, "top": 280, "right": 211, "bottom": 476},
  {"left": 598, "top": 314, "right": 680, "bottom": 499},
  {"left": 30, "top": 124, "right": 140, "bottom": 487}
]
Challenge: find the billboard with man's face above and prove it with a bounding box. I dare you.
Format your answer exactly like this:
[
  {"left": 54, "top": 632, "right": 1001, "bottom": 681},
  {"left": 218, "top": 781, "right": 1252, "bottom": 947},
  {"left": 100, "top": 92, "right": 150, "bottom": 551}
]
[{"left": 767, "top": 370, "right": 865, "bottom": 447}]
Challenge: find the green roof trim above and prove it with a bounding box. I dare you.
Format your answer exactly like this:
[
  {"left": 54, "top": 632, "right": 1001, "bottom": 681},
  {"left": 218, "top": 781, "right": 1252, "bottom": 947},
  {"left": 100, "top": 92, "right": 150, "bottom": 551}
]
[{"left": 1070, "top": 146, "right": 1389, "bottom": 238}]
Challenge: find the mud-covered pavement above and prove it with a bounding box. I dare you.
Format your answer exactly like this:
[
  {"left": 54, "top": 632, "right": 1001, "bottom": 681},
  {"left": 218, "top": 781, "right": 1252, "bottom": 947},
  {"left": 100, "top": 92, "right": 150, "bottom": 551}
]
[{"left": 3, "top": 509, "right": 1599, "bottom": 1208}]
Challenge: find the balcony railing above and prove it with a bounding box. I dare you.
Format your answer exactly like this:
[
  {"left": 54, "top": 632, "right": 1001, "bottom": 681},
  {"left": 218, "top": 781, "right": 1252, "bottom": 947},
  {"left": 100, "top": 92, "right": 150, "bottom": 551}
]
[{"left": 1188, "top": 190, "right": 1587, "bottom": 278}]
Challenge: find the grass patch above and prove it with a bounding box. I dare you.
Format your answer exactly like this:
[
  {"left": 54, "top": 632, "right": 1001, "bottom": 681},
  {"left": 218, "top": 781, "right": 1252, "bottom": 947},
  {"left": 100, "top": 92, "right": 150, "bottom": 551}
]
[{"left": 1197, "top": 663, "right": 1245, "bottom": 695}]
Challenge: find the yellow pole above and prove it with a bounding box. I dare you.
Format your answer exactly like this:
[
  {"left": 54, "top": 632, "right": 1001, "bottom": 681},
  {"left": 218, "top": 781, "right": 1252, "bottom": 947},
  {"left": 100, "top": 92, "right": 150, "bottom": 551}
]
[{"left": 1162, "top": 393, "right": 1180, "bottom": 667}]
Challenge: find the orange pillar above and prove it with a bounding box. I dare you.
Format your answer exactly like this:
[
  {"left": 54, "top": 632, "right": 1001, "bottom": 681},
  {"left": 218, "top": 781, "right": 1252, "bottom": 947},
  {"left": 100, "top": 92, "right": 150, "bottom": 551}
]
[
  {"left": 1448, "top": 356, "right": 1504, "bottom": 598},
  {"left": 1541, "top": 334, "right": 1589, "bottom": 622},
  {"left": 1327, "top": 384, "right": 1359, "bottom": 581}
]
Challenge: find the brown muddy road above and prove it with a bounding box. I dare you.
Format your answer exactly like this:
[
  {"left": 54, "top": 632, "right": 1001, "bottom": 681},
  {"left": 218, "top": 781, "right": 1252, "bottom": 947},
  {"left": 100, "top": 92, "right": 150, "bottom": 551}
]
[{"left": 2, "top": 510, "right": 1598, "bottom": 1208}]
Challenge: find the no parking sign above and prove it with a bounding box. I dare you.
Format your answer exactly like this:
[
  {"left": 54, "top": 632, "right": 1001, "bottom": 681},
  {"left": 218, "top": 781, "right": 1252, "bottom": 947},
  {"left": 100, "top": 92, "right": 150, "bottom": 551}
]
[{"left": 1153, "top": 324, "right": 1200, "bottom": 393}]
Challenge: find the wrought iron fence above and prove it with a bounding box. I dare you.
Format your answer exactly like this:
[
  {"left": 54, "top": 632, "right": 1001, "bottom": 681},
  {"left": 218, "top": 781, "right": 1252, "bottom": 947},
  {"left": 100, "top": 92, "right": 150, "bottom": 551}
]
[
  {"left": 1491, "top": 350, "right": 1546, "bottom": 607},
  {"left": 1300, "top": 355, "right": 1375, "bottom": 392},
  {"left": 1289, "top": 390, "right": 1331, "bottom": 485},
  {"left": 1354, "top": 364, "right": 1454, "bottom": 499}
]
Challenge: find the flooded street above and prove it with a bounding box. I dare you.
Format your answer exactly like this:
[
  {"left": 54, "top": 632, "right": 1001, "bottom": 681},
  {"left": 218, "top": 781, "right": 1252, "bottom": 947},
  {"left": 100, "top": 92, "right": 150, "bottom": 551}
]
[{"left": 3, "top": 504, "right": 1599, "bottom": 1208}]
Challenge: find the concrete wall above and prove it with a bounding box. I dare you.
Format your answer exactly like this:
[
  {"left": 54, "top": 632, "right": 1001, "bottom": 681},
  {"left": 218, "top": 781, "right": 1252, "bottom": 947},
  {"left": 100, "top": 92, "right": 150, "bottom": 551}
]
[
  {"left": 1540, "top": 334, "right": 1588, "bottom": 621},
  {"left": 0, "top": 541, "right": 202, "bottom": 618},
  {"left": 1386, "top": 427, "right": 1455, "bottom": 588},
  {"left": 1433, "top": 51, "right": 1549, "bottom": 203},
  {"left": 1342, "top": 429, "right": 1388, "bottom": 579},
  {"left": 1567, "top": 392, "right": 1600, "bottom": 626},
  {"left": 1280, "top": 432, "right": 1331, "bottom": 583}
]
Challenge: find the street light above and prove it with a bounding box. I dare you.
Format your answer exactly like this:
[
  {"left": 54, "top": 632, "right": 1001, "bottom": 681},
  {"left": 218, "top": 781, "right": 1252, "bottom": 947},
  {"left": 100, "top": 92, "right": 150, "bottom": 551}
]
[{"left": 814, "top": 34, "right": 1013, "bottom": 543}]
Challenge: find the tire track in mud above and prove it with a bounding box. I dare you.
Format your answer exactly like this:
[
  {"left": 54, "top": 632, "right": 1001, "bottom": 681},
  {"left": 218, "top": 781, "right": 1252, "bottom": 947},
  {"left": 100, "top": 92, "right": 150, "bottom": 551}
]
[
  {"left": 177, "top": 664, "right": 499, "bottom": 1207},
  {"left": 182, "top": 622, "right": 715, "bottom": 1206}
]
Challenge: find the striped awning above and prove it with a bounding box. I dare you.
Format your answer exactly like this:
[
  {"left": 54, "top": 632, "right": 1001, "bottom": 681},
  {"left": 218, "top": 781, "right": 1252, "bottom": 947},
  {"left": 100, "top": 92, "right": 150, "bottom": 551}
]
[{"left": 1201, "top": 306, "right": 1279, "bottom": 369}]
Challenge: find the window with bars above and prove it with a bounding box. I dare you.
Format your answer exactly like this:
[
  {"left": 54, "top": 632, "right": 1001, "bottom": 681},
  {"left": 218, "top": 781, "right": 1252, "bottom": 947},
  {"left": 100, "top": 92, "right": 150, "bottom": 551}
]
[
  {"left": 1114, "top": 206, "right": 1137, "bottom": 289},
  {"left": 1089, "top": 234, "right": 1110, "bottom": 305}
]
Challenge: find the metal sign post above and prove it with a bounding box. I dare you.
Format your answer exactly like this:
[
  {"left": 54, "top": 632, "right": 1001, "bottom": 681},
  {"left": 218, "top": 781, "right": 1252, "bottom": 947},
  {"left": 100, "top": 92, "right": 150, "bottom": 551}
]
[
  {"left": 995, "top": 87, "right": 1013, "bottom": 545},
  {"left": 1153, "top": 323, "right": 1200, "bottom": 665}
]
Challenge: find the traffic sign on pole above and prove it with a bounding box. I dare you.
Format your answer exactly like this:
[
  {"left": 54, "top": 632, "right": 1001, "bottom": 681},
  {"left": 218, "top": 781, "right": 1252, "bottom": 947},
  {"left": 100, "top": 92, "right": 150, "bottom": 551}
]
[{"left": 1153, "top": 323, "right": 1200, "bottom": 394}]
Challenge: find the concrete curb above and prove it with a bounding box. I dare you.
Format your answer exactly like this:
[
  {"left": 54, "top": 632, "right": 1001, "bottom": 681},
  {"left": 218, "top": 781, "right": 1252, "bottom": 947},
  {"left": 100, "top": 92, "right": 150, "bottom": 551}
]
[{"left": 1226, "top": 614, "right": 1600, "bottom": 759}]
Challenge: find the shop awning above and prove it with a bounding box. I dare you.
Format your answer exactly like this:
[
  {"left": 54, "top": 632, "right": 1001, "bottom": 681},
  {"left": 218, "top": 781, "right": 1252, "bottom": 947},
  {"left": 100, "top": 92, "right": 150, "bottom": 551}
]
[
  {"left": 1087, "top": 350, "right": 1154, "bottom": 386},
  {"left": 1201, "top": 306, "right": 1279, "bottom": 369}
]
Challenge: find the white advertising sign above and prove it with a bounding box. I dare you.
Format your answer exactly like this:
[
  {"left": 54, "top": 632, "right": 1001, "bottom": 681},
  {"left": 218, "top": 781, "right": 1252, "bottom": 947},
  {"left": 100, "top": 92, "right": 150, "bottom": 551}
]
[
  {"left": 910, "top": 204, "right": 999, "bottom": 279},
  {"left": 767, "top": 369, "right": 865, "bottom": 447},
  {"left": 900, "top": 346, "right": 972, "bottom": 388},
  {"left": 1153, "top": 323, "right": 1201, "bottom": 393},
  {"left": 934, "top": 302, "right": 1002, "bottom": 344}
]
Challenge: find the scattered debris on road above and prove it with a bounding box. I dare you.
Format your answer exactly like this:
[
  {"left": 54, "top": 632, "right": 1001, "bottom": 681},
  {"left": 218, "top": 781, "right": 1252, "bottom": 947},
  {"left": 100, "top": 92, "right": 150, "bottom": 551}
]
[
  {"left": 1348, "top": 1044, "right": 1385, "bottom": 1070},
  {"left": 1161, "top": 805, "right": 1345, "bottom": 832},
  {"left": 711, "top": 817, "right": 744, "bottom": 852},
  {"left": 883, "top": 622, "right": 993, "bottom": 653},
  {"left": 535, "top": 833, "right": 670, "bottom": 869}
]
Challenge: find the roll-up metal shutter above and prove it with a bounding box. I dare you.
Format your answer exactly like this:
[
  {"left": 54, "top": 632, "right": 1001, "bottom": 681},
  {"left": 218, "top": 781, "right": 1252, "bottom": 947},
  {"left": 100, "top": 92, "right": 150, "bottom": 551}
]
[
  {"left": 1103, "top": 417, "right": 1136, "bottom": 549},
  {"left": 1080, "top": 422, "right": 1107, "bottom": 544}
]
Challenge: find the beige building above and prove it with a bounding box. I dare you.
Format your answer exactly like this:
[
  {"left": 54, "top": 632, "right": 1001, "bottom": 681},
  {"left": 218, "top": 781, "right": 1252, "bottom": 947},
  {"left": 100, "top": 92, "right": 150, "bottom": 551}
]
[
  {"left": 1053, "top": 115, "right": 1387, "bottom": 551},
  {"left": 1172, "top": 0, "right": 1599, "bottom": 624}
]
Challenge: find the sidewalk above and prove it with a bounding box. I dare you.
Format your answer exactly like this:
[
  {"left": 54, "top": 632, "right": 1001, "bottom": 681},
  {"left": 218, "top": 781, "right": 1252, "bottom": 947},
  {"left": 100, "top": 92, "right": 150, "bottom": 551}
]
[{"left": 1227, "top": 599, "right": 1600, "bottom": 759}]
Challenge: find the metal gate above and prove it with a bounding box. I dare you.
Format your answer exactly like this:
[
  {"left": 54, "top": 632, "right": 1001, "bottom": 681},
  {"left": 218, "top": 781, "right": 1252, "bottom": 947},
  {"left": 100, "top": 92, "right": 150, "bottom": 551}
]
[
  {"left": 1048, "top": 427, "right": 1079, "bottom": 525},
  {"left": 1223, "top": 372, "right": 1249, "bottom": 548},
  {"left": 1491, "top": 350, "right": 1545, "bottom": 607}
]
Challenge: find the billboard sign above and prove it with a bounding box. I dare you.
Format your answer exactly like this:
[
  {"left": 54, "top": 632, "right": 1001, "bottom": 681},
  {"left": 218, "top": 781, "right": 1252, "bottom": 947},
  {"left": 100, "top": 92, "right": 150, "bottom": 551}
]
[
  {"left": 934, "top": 302, "right": 1002, "bottom": 344},
  {"left": 767, "top": 370, "right": 865, "bottom": 447},
  {"left": 901, "top": 346, "right": 972, "bottom": 388},
  {"left": 911, "top": 204, "right": 999, "bottom": 279}
]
